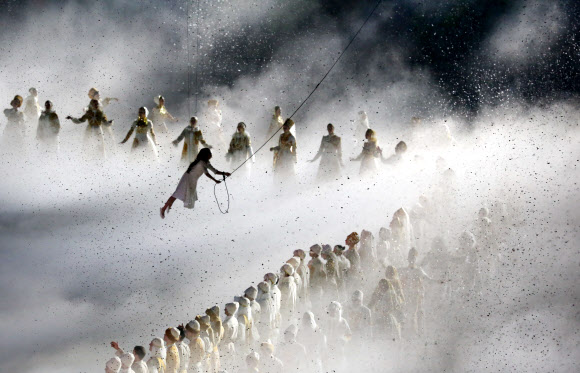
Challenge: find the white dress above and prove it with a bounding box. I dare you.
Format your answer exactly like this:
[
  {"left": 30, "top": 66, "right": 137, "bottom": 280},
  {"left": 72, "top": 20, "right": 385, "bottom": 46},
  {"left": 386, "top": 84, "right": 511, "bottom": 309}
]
[
  {"left": 123, "top": 119, "right": 159, "bottom": 159},
  {"left": 172, "top": 161, "right": 218, "bottom": 209},
  {"left": 24, "top": 95, "right": 41, "bottom": 122},
  {"left": 2, "top": 108, "right": 25, "bottom": 152}
]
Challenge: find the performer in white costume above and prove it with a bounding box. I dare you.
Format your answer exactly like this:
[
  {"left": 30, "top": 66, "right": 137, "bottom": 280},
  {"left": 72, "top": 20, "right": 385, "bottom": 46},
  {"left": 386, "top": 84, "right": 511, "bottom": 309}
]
[
  {"left": 23, "top": 87, "right": 41, "bottom": 123},
  {"left": 277, "top": 325, "right": 307, "bottom": 372},
  {"left": 269, "top": 119, "right": 297, "bottom": 181},
  {"left": 120, "top": 107, "right": 159, "bottom": 159},
  {"left": 86, "top": 87, "right": 118, "bottom": 155},
  {"left": 266, "top": 106, "right": 284, "bottom": 146},
  {"left": 2, "top": 95, "right": 25, "bottom": 154},
  {"left": 226, "top": 122, "right": 254, "bottom": 175},
  {"left": 221, "top": 302, "right": 240, "bottom": 372},
  {"left": 256, "top": 281, "right": 275, "bottom": 341},
  {"left": 150, "top": 95, "right": 178, "bottom": 133},
  {"left": 106, "top": 357, "right": 122, "bottom": 373},
  {"left": 185, "top": 320, "right": 206, "bottom": 373},
  {"left": 36, "top": 100, "right": 61, "bottom": 155},
  {"left": 354, "top": 110, "right": 369, "bottom": 145},
  {"left": 146, "top": 337, "right": 167, "bottom": 373},
  {"left": 259, "top": 340, "right": 283, "bottom": 373},
  {"left": 278, "top": 263, "right": 297, "bottom": 325},
  {"left": 172, "top": 116, "right": 212, "bottom": 165},
  {"left": 244, "top": 286, "right": 261, "bottom": 334},
  {"left": 160, "top": 148, "right": 230, "bottom": 217},
  {"left": 203, "top": 99, "right": 226, "bottom": 151},
  {"left": 351, "top": 128, "right": 380, "bottom": 176},
  {"left": 296, "top": 311, "right": 326, "bottom": 373},
  {"left": 66, "top": 99, "right": 114, "bottom": 159},
  {"left": 264, "top": 273, "right": 282, "bottom": 330},
  {"left": 308, "top": 123, "right": 343, "bottom": 181},
  {"left": 163, "top": 327, "right": 181, "bottom": 373},
  {"left": 110, "top": 342, "right": 148, "bottom": 373},
  {"left": 175, "top": 326, "right": 191, "bottom": 373}
]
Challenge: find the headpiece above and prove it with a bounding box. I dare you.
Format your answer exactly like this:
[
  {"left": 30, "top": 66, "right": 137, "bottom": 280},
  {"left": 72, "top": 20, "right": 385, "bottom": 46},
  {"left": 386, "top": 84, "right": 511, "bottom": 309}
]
[
  {"left": 293, "top": 249, "right": 306, "bottom": 259},
  {"left": 225, "top": 302, "right": 239, "bottom": 315},
  {"left": 346, "top": 232, "right": 360, "bottom": 246},
  {"left": 206, "top": 305, "right": 220, "bottom": 319},
  {"left": 154, "top": 95, "right": 164, "bottom": 106},
  {"left": 186, "top": 320, "right": 201, "bottom": 333},
  {"left": 208, "top": 99, "right": 219, "bottom": 106},
  {"left": 12, "top": 95, "right": 23, "bottom": 107},
  {"left": 165, "top": 327, "right": 180, "bottom": 343},
  {"left": 244, "top": 286, "right": 258, "bottom": 300},
  {"left": 257, "top": 281, "right": 270, "bottom": 293},
  {"left": 281, "top": 263, "right": 294, "bottom": 276},
  {"left": 309, "top": 244, "right": 322, "bottom": 255},
  {"left": 88, "top": 87, "right": 99, "bottom": 99}
]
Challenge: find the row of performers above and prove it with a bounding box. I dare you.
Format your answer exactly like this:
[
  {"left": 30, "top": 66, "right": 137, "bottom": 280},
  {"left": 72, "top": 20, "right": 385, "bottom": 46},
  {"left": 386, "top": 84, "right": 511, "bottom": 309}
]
[{"left": 3, "top": 90, "right": 403, "bottom": 178}]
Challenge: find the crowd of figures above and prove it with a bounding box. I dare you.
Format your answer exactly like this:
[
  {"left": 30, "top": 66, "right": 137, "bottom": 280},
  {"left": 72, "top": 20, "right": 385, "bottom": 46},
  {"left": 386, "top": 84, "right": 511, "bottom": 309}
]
[
  {"left": 2, "top": 88, "right": 424, "bottom": 182},
  {"left": 104, "top": 194, "right": 508, "bottom": 373}
]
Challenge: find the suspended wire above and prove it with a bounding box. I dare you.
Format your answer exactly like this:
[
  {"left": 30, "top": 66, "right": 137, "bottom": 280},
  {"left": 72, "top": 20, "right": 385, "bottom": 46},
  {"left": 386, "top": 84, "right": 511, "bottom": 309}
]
[
  {"left": 226, "top": 0, "right": 383, "bottom": 177},
  {"left": 195, "top": 0, "right": 200, "bottom": 115},
  {"left": 186, "top": 0, "right": 191, "bottom": 118}
]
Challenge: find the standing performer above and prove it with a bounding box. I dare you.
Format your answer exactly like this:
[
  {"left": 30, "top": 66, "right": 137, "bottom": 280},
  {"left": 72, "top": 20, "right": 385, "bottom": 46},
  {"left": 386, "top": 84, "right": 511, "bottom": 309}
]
[
  {"left": 23, "top": 87, "right": 41, "bottom": 124},
  {"left": 120, "top": 107, "right": 159, "bottom": 159},
  {"left": 150, "top": 95, "right": 178, "bottom": 133},
  {"left": 269, "top": 119, "right": 297, "bottom": 181},
  {"left": 226, "top": 122, "right": 254, "bottom": 175},
  {"left": 87, "top": 87, "right": 118, "bottom": 155},
  {"left": 308, "top": 123, "right": 343, "bottom": 181},
  {"left": 351, "top": 128, "right": 380, "bottom": 176},
  {"left": 204, "top": 99, "right": 226, "bottom": 151},
  {"left": 380, "top": 140, "right": 407, "bottom": 165},
  {"left": 172, "top": 117, "right": 212, "bottom": 165},
  {"left": 36, "top": 100, "right": 61, "bottom": 155},
  {"left": 266, "top": 106, "right": 284, "bottom": 144},
  {"left": 66, "top": 99, "right": 114, "bottom": 159},
  {"left": 88, "top": 87, "right": 118, "bottom": 109},
  {"left": 2, "top": 95, "right": 25, "bottom": 153},
  {"left": 354, "top": 110, "right": 369, "bottom": 147},
  {"left": 160, "top": 148, "right": 230, "bottom": 218}
]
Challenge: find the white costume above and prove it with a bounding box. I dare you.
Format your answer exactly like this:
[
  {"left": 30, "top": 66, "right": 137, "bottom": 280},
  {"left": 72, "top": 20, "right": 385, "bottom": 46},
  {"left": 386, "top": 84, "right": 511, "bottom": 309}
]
[
  {"left": 171, "top": 160, "right": 219, "bottom": 209},
  {"left": 322, "top": 302, "right": 351, "bottom": 358},
  {"left": 278, "top": 263, "right": 297, "bottom": 325},
  {"left": 311, "top": 133, "right": 343, "bottom": 180},
  {"left": 297, "top": 311, "right": 326, "bottom": 372},
  {"left": 264, "top": 273, "right": 282, "bottom": 329},
  {"left": 176, "top": 339, "right": 190, "bottom": 373},
  {"left": 244, "top": 286, "right": 262, "bottom": 335},
  {"left": 354, "top": 111, "right": 369, "bottom": 144},
  {"left": 235, "top": 296, "right": 255, "bottom": 354},
  {"left": 36, "top": 105, "right": 60, "bottom": 154},
  {"left": 221, "top": 302, "right": 239, "bottom": 371},
  {"left": 256, "top": 281, "right": 275, "bottom": 340},
  {"left": 173, "top": 123, "right": 211, "bottom": 164},
  {"left": 165, "top": 328, "right": 181, "bottom": 373},
  {"left": 277, "top": 325, "right": 307, "bottom": 372},
  {"left": 185, "top": 320, "right": 206, "bottom": 373},
  {"left": 119, "top": 352, "right": 136, "bottom": 373},
  {"left": 2, "top": 107, "right": 25, "bottom": 152},
  {"left": 259, "top": 342, "right": 284, "bottom": 373},
  {"left": 23, "top": 91, "right": 41, "bottom": 122},
  {"left": 106, "top": 357, "right": 122, "bottom": 373},
  {"left": 226, "top": 127, "right": 254, "bottom": 174},
  {"left": 146, "top": 338, "right": 167, "bottom": 373},
  {"left": 114, "top": 348, "right": 147, "bottom": 373},
  {"left": 121, "top": 109, "right": 158, "bottom": 159}
]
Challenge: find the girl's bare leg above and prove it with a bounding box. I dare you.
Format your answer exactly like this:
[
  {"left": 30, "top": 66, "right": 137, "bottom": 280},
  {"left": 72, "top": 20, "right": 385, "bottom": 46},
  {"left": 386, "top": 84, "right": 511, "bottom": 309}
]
[{"left": 160, "top": 196, "right": 176, "bottom": 219}]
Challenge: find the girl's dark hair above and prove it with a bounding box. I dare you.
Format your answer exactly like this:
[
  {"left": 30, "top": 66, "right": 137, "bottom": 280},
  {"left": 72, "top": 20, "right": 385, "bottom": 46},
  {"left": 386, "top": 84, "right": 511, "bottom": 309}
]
[{"left": 187, "top": 148, "right": 212, "bottom": 173}]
